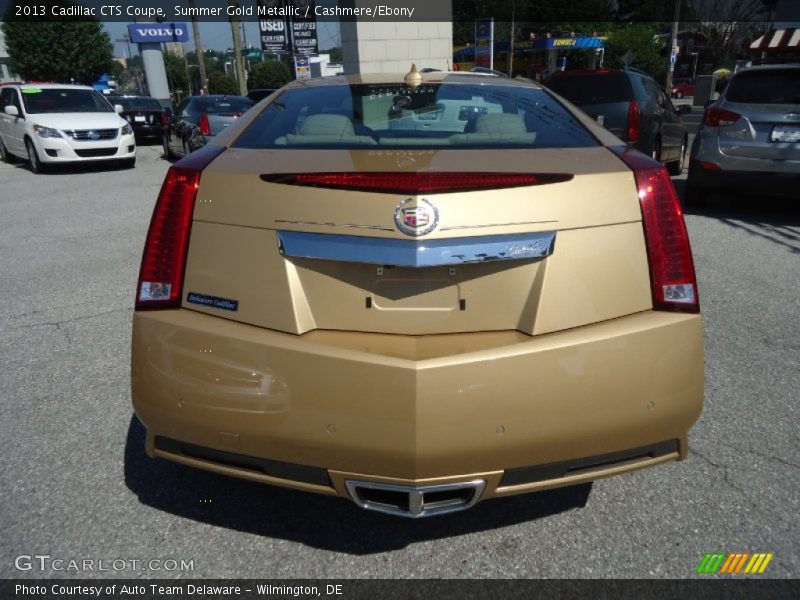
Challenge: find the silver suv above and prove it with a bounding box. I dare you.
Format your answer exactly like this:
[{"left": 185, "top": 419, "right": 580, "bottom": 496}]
[{"left": 685, "top": 64, "right": 800, "bottom": 205}]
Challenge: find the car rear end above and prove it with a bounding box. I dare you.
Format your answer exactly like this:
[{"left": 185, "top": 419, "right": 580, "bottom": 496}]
[
  {"left": 114, "top": 96, "right": 167, "bottom": 141},
  {"left": 688, "top": 65, "right": 800, "bottom": 198},
  {"left": 192, "top": 96, "right": 254, "bottom": 150},
  {"left": 131, "top": 74, "right": 703, "bottom": 517},
  {"left": 545, "top": 70, "right": 649, "bottom": 152}
]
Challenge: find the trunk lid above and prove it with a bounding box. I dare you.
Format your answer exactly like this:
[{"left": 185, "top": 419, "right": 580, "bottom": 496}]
[{"left": 181, "top": 147, "right": 652, "bottom": 336}]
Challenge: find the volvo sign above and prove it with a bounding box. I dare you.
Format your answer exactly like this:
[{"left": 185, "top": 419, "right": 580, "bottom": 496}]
[{"left": 127, "top": 23, "right": 190, "bottom": 44}]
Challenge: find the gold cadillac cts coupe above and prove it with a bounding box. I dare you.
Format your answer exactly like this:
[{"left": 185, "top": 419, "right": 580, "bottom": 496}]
[{"left": 131, "top": 68, "right": 703, "bottom": 518}]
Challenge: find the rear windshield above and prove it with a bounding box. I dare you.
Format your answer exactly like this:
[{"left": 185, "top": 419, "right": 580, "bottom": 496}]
[
  {"left": 114, "top": 97, "right": 162, "bottom": 111},
  {"left": 726, "top": 69, "right": 800, "bottom": 104},
  {"left": 196, "top": 97, "right": 253, "bottom": 114},
  {"left": 21, "top": 88, "right": 114, "bottom": 114},
  {"left": 545, "top": 73, "right": 634, "bottom": 105},
  {"left": 233, "top": 82, "right": 599, "bottom": 149}
]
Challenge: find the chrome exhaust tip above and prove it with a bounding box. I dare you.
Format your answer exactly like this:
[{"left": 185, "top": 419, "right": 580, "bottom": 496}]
[{"left": 345, "top": 479, "right": 486, "bottom": 518}]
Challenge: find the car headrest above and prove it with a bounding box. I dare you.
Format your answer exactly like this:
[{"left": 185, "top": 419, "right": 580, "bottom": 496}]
[
  {"left": 299, "top": 114, "right": 355, "bottom": 137},
  {"left": 475, "top": 113, "right": 527, "bottom": 134}
]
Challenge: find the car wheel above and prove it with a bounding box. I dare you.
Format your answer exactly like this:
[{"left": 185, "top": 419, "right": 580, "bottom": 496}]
[
  {"left": 668, "top": 138, "right": 687, "bottom": 176},
  {"left": 0, "top": 137, "right": 15, "bottom": 163},
  {"left": 25, "top": 138, "right": 44, "bottom": 174}
]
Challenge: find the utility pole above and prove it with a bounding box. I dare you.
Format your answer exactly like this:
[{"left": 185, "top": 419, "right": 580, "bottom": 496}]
[
  {"left": 665, "top": 0, "right": 681, "bottom": 95},
  {"left": 228, "top": 0, "right": 248, "bottom": 95},
  {"left": 189, "top": 0, "right": 208, "bottom": 94},
  {"left": 508, "top": 1, "right": 515, "bottom": 76}
]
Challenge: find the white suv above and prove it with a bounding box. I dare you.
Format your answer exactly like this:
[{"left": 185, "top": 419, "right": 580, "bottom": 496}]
[{"left": 0, "top": 83, "right": 136, "bottom": 173}]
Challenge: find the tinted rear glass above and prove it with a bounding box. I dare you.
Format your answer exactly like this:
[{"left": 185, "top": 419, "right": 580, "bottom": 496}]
[
  {"left": 114, "top": 97, "right": 162, "bottom": 111},
  {"left": 196, "top": 97, "right": 253, "bottom": 114},
  {"left": 233, "top": 83, "right": 599, "bottom": 149},
  {"left": 726, "top": 69, "right": 800, "bottom": 104},
  {"left": 545, "top": 73, "right": 634, "bottom": 105},
  {"left": 21, "top": 88, "right": 114, "bottom": 114}
]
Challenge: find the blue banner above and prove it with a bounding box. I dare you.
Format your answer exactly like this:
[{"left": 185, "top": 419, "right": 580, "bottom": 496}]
[{"left": 127, "top": 23, "right": 190, "bottom": 44}]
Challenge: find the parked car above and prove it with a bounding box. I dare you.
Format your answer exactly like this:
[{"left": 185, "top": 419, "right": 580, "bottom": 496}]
[
  {"left": 107, "top": 94, "right": 168, "bottom": 142},
  {"left": 545, "top": 68, "right": 690, "bottom": 175},
  {"left": 246, "top": 88, "right": 277, "bottom": 103},
  {"left": 671, "top": 78, "right": 696, "bottom": 99},
  {"left": 0, "top": 83, "right": 135, "bottom": 173},
  {"left": 685, "top": 64, "right": 800, "bottom": 205},
  {"left": 163, "top": 95, "right": 253, "bottom": 159},
  {"left": 132, "top": 70, "right": 703, "bottom": 518}
]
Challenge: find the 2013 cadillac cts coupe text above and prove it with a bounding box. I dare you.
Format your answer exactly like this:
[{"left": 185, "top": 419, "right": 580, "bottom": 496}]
[{"left": 131, "top": 68, "right": 703, "bottom": 518}]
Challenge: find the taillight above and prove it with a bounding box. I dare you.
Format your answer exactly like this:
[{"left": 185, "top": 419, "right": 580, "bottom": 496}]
[
  {"left": 617, "top": 150, "right": 699, "bottom": 313},
  {"left": 259, "top": 172, "right": 573, "bottom": 194},
  {"left": 703, "top": 107, "right": 741, "bottom": 127},
  {"left": 199, "top": 113, "right": 211, "bottom": 136},
  {"left": 135, "top": 146, "right": 224, "bottom": 309},
  {"left": 627, "top": 100, "right": 640, "bottom": 142}
]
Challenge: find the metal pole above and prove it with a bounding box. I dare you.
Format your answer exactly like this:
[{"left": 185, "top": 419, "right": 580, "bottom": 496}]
[
  {"left": 508, "top": 1, "right": 514, "bottom": 76},
  {"left": 665, "top": 0, "right": 681, "bottom": 95},
  {"left": 228, "top": 0, "right": 248, "bottom": 95},
  {"left": 189, "top": 0, "right": 208, "bottom": 94}
]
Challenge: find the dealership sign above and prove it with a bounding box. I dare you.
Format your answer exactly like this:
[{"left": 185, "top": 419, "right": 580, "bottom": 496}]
[{"left": 127, "top": 23, "right": 190, "bottom": 44}]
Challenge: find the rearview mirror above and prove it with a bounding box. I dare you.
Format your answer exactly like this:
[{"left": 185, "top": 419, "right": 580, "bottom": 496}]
[{"left": 4, "top": 105, "right": 19, "bottom": 117}]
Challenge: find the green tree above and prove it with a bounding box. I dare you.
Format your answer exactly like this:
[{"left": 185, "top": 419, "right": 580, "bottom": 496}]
[
  {"left": 323, "top": 47, "right": 343, "bottom": 62},
  {"left": 163, "top": 51, "right": 190, "bottom": 103},
  {"left": 1, "top": 0, "right": 113, "bottom": 84},
  {"left": 604, "top": 23, "right": 666, "bottom": 80},
  {"left": 208, "top": 74, "right": 239, "bottom": 95},
  {"left": 251, "top": 59, "right": 291, "bottom": 89}
]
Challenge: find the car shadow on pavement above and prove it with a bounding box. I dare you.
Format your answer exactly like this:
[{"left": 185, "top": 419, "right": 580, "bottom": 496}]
[{"left": 124, "top": 416, "right": 591, "bottom": 553}]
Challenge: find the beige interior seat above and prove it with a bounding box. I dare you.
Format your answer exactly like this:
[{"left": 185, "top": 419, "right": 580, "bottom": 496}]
[
  {"left": 450, "top": 112, "right": 536, "bottom": 145},
  {"left": 280, "top": 114, "right": 377, "bottom": 146}
]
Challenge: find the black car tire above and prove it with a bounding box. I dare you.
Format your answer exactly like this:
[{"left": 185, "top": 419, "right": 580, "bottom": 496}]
[
  {"left": 25, "top": 138, "right": 44, "bottom": 174},
  {"left": 0, "top": 137, "right": 15, "bottom": 163},
  {"left": 668, "top": 138, "right": 687, "bottom": 176}
]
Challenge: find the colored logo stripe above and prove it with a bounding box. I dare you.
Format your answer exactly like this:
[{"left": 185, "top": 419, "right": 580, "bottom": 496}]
[{"left": 697, "top": 553, "right": 773, "bottom": 574}]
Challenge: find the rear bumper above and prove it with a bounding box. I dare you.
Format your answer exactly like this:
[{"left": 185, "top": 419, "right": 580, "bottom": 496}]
[
  {"left": 131, "top": 309, "right": 704, "bottom": 505},
  {"left": 687, "top": 159, "right": 800, "bottom": 196}
]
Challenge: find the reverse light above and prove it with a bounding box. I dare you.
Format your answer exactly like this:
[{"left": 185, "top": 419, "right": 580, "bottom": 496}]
[
  {"left": 135, "top": 146, "right": 225, "bottom": 309},
  {"left": 617, "top": 150, "right": 699, "bottom": 313},
  {"left": 33, "top": 124, "right": 62, "bottom": 138},
  {"left": 199, "top": 113, "right": 211, "bottom": 136},
  {"left": 627, "top": 100, "right": 640, "bottom": 142},
  {"left": 703, "top": 107, "right": 741, "bottom": 127},
  {"left": 259, "top": 172, "right": 573, "bottom": 195}
]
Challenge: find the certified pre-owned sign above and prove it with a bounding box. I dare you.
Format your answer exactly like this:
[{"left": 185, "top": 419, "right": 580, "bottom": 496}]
[{"left": 127, "top": 23, "right": 190, "bottom": 44}]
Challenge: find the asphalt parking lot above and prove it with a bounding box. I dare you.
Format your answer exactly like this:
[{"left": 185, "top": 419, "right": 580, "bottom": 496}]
[{"left": 1, "top": 137, "right": 798, "bottom": 579}]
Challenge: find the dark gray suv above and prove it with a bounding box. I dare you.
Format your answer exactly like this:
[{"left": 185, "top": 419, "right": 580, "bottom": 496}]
[{"left": 545, "top": 68, "right": 690, "bottom": 175}]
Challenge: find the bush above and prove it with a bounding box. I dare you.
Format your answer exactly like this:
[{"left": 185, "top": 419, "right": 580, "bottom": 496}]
[
  {"left": 209, "top": 74, "right": 239, "bottom": 95},
  {"left": 252, "top": 59, "right": 291, "bottom": 89}
]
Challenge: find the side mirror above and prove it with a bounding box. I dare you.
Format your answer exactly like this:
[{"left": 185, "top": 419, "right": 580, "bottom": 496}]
[
  {"left": 4, "top": 105, "right": 19, "bottom": 117},
  {"left": 114, "top": 104, "right": 124, "bottom": 114},
  {"left": 676, "top": 105, "right": 691, "bottom": 116}
]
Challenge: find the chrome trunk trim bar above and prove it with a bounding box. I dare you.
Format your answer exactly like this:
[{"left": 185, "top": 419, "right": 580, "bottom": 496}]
[{"left": 277, "top": 231, "right": 556, "bottom": 267}]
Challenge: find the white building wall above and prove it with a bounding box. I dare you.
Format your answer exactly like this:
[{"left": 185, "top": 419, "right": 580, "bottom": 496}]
[{"left": 342, "top": 21, "right": 453, "bottom": 75}]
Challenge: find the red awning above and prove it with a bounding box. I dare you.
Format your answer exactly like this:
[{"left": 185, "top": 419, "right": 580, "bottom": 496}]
[{"left": 750, "top": 28, "right": 800, "bottom": 51}]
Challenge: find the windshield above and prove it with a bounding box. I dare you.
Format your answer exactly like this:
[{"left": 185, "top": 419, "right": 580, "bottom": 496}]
[
  {"left": 197, "top": 97, "right": 253, "bottom": 114},
  {"left": 21, "top": 88, "right": 115, "bottom": 114},
  {"left": 726, "top": 69, "right": 800, "bottom": 104},
  {"left": 114, "top": 97, "right": 163, "bottom": 111},
  {"left": 233, "top": 82, "right": 599, "bottom": 149}
]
